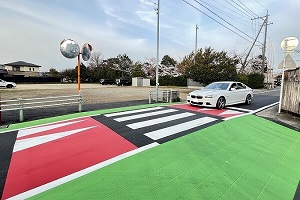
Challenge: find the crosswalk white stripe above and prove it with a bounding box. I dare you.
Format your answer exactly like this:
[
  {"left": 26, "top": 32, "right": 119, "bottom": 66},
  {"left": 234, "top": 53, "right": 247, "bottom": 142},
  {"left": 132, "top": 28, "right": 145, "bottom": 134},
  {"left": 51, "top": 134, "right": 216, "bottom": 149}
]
[
  {"left": 104, "top": 106, "right": 164, "bottom": 117},
  {"left": 144, "top": 117, "right": 217, "bottom": 140},
  {"left": 127, "top": 112, "right": 195, "bottom": 129},
  {"left": 114, "top": 109, "right": 178, "bottom": 122}
]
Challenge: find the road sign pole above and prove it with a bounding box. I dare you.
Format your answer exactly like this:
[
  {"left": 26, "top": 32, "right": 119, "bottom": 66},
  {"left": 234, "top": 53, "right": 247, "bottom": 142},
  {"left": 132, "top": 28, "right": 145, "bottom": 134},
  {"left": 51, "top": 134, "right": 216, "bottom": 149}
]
[{"left": 278, "top": 40, "right": 287, "bottom": 113}]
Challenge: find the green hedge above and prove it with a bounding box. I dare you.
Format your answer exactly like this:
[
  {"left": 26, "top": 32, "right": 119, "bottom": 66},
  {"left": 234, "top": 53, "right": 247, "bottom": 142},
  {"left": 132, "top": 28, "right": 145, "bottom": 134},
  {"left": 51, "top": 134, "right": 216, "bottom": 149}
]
[{"left": 238, "top": 73, "right": 264, "bottom": 89}]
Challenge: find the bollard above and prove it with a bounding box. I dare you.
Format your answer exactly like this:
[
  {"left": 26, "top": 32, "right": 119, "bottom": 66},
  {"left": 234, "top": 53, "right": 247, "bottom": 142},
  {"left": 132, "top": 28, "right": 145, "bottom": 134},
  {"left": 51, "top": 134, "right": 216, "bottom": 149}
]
[
  {"left": 19, "top": 98, "right": 24, "bottom": 122},
  {"left": 78, "top": 96, "right": 83, "bottom": 112}
]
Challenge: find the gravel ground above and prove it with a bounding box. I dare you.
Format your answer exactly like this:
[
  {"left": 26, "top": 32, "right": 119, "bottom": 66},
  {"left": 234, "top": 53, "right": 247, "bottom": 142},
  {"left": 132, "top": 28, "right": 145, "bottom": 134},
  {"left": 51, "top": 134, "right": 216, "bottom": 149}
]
[
  {"left": 1, "top": 84, "right": 299, "bottom": 131},
  {"left": 0, "top": 84, "right": 192, "bottom": 104}
]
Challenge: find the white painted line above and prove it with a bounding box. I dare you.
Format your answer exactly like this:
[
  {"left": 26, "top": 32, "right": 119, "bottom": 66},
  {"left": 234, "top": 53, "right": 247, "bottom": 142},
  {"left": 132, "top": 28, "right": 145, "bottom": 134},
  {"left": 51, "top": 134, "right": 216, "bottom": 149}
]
[
  {"left": 219, "top": 110, "right": 243, "bottom": 116},
  {"left": 8, "top": 142, "right": 160, "bottom": 200},
  {"left": 127, "top": 112, "right": 195, "bottom": 129},
  {"left": 115, "top": 109, "right": 178, "bottom": 122},
  {"left": 104, "top": 107, "right": 163, "bottom": 117},
  {"left": 223, "top": 113, "right": 251, "bottom": 121},
  {"left": 199, "top": 108, "right": 216, "bottom": 111},
  {"left": 17, "top": 120, "right": 86, "bottom": 138},
  {"left": 251, "top": 102, "right": 279, "bottom": 114},
  {"left": 14, "top": 126, "right": 96, "bottom": 152},
  {"left": 227, "top": 107, "right": 253, "bottom": 112},
  {"left": 224, "top": 102, "right": 279, "bottom": 121},
  {"left": 145, "top": 117, "right": 217, "bottom": 140}
]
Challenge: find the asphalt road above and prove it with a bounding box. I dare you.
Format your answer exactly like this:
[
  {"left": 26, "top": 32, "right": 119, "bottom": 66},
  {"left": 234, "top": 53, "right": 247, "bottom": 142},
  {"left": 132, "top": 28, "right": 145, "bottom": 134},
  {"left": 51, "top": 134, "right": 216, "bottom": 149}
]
[{"left": 1, "top": 89, "right": 280, "bottom": 127}]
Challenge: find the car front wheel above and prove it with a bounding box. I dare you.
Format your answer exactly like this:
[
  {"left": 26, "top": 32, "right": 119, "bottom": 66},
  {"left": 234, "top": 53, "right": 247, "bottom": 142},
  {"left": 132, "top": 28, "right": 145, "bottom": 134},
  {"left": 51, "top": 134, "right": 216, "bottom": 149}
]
[
  {"left": 216, "top": 97, "right": 226, "bottom": 109},
  {"left": 245, "top": 94, "right": 252, "bottom": 105},
  {"left": 6, "top": 84, "right": 13, "bottom": 88}
]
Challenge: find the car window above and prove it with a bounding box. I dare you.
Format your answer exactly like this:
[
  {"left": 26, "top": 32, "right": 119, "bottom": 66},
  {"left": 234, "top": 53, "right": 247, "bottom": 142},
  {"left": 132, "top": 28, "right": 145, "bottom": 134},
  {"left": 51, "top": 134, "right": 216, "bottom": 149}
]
[
  {"left": 230, "top": 83, "right": 237, "bottom": 90},
  {"left": 205, "top": 83, "right": 229, "bottom": 90},
  {"left": 237, "top": 83, "right": 246, "bottom": 89}
]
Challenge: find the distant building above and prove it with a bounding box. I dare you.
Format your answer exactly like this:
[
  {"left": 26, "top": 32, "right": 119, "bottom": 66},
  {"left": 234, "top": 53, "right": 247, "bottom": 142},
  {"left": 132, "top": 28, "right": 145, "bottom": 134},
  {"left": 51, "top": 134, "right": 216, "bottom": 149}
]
[
  {"left": 0, "top": 64, "right": 8, "bottom": 78},
  {"left": 4, "top": 61, "right": 41, "bottom": 77}
]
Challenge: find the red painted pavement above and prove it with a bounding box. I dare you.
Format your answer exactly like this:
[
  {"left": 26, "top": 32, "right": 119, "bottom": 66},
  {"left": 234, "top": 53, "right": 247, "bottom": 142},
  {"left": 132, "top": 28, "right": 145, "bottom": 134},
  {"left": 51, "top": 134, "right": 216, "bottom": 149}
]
[
  {"left": 2, "top": 117, "right": 137, "bottom": 199},
  {"left": 170, "top": 104, "right": 243, "bottom": 118}
]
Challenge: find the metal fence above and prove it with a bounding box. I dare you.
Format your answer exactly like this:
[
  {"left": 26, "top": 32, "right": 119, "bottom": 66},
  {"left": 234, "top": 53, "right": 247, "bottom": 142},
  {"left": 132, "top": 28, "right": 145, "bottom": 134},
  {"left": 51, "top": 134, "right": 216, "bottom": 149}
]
[
  {"left": 0, "top": 95, "right": 83, "bottom": 122},
  {"left": 149, "top": 90, "right": 180, "bottom": 104}
]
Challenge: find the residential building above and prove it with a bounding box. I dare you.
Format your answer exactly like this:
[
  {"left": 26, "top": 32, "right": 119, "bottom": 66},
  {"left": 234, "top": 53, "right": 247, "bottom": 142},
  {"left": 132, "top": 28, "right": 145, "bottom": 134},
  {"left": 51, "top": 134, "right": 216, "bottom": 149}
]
[
  {"left": 0, "top": 64, "right": 8, "bottom": 78},
  {"left": 4, "top": 61, "right": 41, "bottom": 77}
]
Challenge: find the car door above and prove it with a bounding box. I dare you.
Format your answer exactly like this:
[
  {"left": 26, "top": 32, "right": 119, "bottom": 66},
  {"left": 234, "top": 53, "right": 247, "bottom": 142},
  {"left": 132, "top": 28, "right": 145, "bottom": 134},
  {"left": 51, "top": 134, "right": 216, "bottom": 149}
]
[
  {"left": 226, "top": 83, "right": 239, "bottom": 104},
  {"left": 236, "top": 82, "right": 248, "bottom": 102}
]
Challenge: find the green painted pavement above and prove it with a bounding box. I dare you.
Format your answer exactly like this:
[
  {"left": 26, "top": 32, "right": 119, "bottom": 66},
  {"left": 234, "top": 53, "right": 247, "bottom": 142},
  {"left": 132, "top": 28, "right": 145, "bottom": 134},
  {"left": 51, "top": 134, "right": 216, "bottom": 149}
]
[{"left": 29, "top": 114, "right": 300, "bottom": 200}]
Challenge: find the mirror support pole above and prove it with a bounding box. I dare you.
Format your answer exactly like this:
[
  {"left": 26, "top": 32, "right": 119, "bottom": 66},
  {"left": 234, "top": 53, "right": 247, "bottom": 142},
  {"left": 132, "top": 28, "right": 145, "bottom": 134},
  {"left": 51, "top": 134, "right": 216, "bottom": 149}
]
[{"left": 77, "top": 54, "right": 81, "bottom": 94}]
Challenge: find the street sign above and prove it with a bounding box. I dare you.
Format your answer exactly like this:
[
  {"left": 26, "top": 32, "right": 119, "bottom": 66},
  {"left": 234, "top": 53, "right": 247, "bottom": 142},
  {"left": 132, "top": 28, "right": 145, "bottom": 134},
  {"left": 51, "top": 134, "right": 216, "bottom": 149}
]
[{"left": 278, "top": 54, "right": 297, "bottom": 69}]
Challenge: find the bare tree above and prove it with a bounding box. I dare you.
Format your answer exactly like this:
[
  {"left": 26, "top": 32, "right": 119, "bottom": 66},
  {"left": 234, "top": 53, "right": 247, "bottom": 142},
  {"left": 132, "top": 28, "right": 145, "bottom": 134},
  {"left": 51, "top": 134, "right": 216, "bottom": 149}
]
[{"left": 88, "top": 51, "right": 104, "bottom": 69}]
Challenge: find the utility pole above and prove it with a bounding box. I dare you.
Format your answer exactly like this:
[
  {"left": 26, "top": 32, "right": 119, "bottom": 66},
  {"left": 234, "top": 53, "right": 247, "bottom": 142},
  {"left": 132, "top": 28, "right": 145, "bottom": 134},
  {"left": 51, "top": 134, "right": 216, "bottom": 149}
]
[
  {"left": 155, "top": 0, "right": 160, "bottom": 102},
  {"left": 261, "top": 10, "right": 269, "bottom": 74},
  {"left": 240, "top": 12, "right": 271, "bottom": 73},
  {"left": 240, "top": 18, "right": 265, "bottom": 73},
  {"left": 194, "top": 24, "right": 198, "bottom": 64}
]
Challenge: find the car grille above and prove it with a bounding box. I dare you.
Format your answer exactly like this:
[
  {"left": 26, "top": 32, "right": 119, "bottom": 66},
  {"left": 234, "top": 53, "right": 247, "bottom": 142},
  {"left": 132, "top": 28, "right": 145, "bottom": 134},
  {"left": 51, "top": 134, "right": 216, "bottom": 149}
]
[{"left": 191, "top": 95, "right": 203, "bottom": 99}]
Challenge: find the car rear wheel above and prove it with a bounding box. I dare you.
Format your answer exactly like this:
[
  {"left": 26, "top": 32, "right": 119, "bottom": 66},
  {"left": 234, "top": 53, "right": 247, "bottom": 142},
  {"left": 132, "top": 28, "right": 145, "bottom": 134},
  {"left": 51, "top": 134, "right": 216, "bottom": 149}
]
[
  {"left": 6, "top": 84, "right": 13, "bottom": 88},
  {"left": 245, "top": 94, "right": 252, "bottom": 105},
  {"left": 216, "top": 97, "right": 226, "bottom": 109}
]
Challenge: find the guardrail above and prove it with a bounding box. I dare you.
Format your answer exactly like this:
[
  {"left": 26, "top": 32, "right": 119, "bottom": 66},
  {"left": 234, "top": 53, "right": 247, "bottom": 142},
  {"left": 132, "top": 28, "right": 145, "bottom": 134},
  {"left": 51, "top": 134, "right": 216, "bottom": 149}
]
[
  {"left": 0, "top": 95, "right": 83, "bottom": 122},
  {"left": 149, "top": 90, "right": 180, "bottom": 104}
]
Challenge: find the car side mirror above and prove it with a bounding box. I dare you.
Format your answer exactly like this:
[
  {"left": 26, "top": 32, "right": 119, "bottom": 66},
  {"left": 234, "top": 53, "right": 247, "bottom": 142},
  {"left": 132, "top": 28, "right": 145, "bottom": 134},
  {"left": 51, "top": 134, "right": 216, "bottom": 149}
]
[{"left": 231, "top": 88, "right": 237, "bottom": 91}]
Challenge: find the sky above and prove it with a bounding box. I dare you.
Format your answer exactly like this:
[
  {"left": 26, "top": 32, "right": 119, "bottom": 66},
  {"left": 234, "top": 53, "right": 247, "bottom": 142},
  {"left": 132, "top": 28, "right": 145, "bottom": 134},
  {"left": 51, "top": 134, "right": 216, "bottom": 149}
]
[{"left": 0, "top": 0, "right": 299, "bottom": 72}]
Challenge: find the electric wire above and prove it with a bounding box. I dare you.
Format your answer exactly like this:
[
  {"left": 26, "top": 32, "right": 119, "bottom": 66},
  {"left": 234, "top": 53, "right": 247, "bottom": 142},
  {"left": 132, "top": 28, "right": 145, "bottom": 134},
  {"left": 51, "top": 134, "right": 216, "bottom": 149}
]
[
  {"left": 198, "top": 0, "right": 252, "bottom": 28},
  {"left": 230, "top": 0, "right": 259, "bottom": 18},
  {"left": 181, "top": 0, "right": 253, "bottom": 43},
  {"left": 192, "top": 0, "right": 254, "bottom": 41},
  {"left": 208, "top": 0, "right": 251, "bottom": 22},
  {"left": 224, "top": 0, "right": 253, "bottom": 19}
]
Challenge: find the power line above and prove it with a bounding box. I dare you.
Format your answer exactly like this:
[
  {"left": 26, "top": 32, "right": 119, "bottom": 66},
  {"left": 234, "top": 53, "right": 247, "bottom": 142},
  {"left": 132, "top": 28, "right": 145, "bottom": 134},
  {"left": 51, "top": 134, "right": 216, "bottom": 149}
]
[
  {"left": 198, "top": 0, "right": 252, "bottom": 28},
  {"left": 253, "top": 0, "right": 268, "bottom": 11},
  {"left": 230, "top": 0, "right": 259, "bottom": 18},
  {"left": 145, "top": 0, "right": 157, "bottom": 5},
  {"left": 181, "top": 0, "right": 253, "bottom": 43},
  {"left": 192, "top": 0, "right": 254, "bottom": 41},
  {"left": 224, "top": 0, "right": 253, "bottom": 19},
  {"left": 206, "top": 0, "right": 251, "bottom": 22}
]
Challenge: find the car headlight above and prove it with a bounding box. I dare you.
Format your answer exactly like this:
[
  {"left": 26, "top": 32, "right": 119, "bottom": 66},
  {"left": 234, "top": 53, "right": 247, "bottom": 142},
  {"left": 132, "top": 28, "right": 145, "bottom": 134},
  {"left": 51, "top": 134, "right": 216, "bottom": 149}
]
[{"left": 205, "top": 94, "right": 216, "bottom": 98}]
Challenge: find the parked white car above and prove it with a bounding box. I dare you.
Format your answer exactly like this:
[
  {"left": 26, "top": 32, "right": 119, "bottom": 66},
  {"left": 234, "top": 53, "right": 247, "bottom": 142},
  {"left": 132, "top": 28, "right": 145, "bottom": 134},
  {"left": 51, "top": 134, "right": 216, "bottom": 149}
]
[
  {"left": 187, "top": 81, "right": 253, "bottom": 109},
  {"left": 0, "top": 79, "right": 17, "bottom": 88}
]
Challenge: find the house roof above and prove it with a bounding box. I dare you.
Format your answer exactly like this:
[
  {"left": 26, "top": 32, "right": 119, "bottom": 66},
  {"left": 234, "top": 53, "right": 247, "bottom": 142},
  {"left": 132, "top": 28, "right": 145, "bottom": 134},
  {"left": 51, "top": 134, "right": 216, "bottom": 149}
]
[{"left": 4, "top": 61, "right": 41, "bottom": 67}]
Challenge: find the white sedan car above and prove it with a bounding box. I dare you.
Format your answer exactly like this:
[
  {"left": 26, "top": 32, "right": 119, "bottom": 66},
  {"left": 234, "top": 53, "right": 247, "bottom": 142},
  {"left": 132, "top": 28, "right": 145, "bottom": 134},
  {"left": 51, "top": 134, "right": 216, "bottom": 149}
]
[
  {"left": 187, "top": 81, "right": 253, "bottom": 109},
  {"left": 0, "top": 79, "right": 17, "bottom": 88}
]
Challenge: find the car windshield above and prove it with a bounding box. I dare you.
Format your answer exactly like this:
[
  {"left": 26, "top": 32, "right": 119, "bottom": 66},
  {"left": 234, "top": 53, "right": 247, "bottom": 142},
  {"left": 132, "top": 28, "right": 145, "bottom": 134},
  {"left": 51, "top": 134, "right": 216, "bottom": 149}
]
[{"left": 204, "top": 82, "right": 229, "bottom": 90}]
